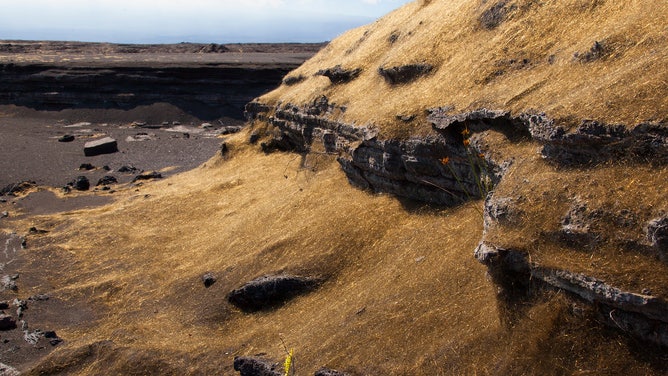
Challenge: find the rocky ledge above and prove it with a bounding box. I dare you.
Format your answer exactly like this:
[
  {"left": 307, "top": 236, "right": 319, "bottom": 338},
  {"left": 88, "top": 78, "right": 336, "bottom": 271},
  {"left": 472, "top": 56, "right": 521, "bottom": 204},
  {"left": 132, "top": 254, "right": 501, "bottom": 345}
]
[{"left": 245, "top": 97, "right": 668, "bottom": 346}]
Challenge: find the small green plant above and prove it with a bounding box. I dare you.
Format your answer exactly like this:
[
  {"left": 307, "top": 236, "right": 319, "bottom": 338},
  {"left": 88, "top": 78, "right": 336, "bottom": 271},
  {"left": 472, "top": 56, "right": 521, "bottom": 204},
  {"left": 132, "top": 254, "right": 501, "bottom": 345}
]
[{"left": 283, "top": 348, "right": 294, "bottom": 376}]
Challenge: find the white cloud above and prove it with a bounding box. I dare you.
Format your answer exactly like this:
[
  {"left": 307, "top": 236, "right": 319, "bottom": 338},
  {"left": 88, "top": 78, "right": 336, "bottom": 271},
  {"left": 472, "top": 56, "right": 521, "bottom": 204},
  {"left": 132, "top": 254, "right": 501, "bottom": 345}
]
[{"left": 0, "top": 0, "right": 412, "bottom": 43}]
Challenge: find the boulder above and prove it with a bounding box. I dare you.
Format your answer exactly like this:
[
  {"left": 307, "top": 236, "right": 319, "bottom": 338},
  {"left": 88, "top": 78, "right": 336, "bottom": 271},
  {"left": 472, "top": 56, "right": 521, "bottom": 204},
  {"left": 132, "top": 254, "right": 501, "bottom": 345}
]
[
  {"left": 0, "top": 314, "right": 16, "bottom": 331},
  {"left": 118, "top": 165, "right": 139, "bottom": 173},
  {"left": 227, "top": 274, "right": 321, "bottom": 312},
  {"left": 202, "top": 272, "right": 217, "bottom": 288},
  {"left": 68, "top": 176, "right": 90, "bottom": 191},
  {"left": 233, "top": 356, "right": 282, "bottom": 376},
  {"left": 96, "top": 175, "right": 118, "bottom": 186},
  {"left": 84, "top": 137, "right": 118, "bottom": 156},
  {"left": 58, "top": 134, "right": 75, "bottom": 142}
]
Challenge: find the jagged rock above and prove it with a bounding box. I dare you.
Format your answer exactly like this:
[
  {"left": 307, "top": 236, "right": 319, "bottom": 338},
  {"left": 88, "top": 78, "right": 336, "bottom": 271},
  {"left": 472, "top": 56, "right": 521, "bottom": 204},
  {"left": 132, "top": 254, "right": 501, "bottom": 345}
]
[
  {"left": 483, "top": 195, "right": 522, "bottom": 228},
  {"left": 227, "top": 274, "right": 321, "bottom": 312},
  {"left": 118, "top": 165, "right": 139, "bottom": 173},
  {"left": 1, "top": 275, "right": 19, "bottom": 292},
  {"left": 530, "top": 119, "right": 668, "bottom": 165},
  {"left": 477, "top": 241, "right": 668, "bottom": 347},
  {"left": 96, "top": 175, "right": 118, "bottom": 186},
  {"left": 84, "top": 137, "right": 118, "bottom": 156},
  {"left": 79, "top": 163, "right": 95, "bottom": 170},
  {"left": 474, "top": 242, "right": 530, "bottom": 273},
  {"left": 58, "top": 134, "right": 75, "bottom": 142},
  {"left": 0, "top": 181, "right": 36, "bottom": 196},
  {"left": 0, "top": 362, "right": 20, "bottom": 376},
  {"left": 428, "top": 108, "right": 511, "bottom": 131},
  {"left": 315, "top": 368, "right": 349, "bottom": 376},
  {"left": 247, "top": 102, "right": 501, "bottom": 206},
  {"left": 559, "top": 201, "right": 600, "bottom": 247},
  {"left": 233, "top": 356, "right": 282, "bottom": 376},
  {"left": 68, "top": 176, "right": 90, "bottom": 191},
  {"left": 316, "top": 65, "right": 362, "bottom": 84},
  {"left": 202, "top": 273, "right": 217, "bottom": 288},
  {"left": 132, "top": 172, "right": 162, "bottom": 182},
  {"left": 647, "top": 215, "right": 668, "bottom": 262},
  {"left": 378, "top": 64, "right": 433, "bottom": 84},
  {"left": 0, "top": 314, "right": 17, "bottom": 331}
]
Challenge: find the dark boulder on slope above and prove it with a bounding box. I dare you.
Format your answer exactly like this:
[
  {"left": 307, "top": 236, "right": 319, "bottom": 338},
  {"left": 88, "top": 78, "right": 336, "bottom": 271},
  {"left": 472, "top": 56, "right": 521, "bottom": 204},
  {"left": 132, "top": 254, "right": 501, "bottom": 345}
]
[
  {"left": 227, "top": 274, "right": 321, "bottom": 312},
  {"left": 233, "top": 356, "right": 282, "bottom": 376}
]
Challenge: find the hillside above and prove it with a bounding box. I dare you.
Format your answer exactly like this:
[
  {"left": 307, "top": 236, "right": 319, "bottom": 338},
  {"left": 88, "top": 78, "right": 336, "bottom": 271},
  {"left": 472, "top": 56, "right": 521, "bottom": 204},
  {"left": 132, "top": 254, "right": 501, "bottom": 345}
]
[{"left": 0, "top": 0, "right": 666, "bottom": 375}]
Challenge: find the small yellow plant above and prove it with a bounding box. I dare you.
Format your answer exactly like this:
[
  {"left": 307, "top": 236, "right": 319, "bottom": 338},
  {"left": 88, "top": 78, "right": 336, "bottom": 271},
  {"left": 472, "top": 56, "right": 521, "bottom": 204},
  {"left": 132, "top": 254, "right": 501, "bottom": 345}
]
[{"left": 283, "top": 348, "right": 294, "bottom": 376}]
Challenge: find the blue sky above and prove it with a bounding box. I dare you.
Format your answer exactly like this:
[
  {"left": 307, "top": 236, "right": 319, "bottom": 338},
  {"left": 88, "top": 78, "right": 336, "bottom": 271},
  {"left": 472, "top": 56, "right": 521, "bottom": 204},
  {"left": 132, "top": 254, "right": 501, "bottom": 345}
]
[{"left": 0, "top": 0, "right": 413, "bottom": 43}]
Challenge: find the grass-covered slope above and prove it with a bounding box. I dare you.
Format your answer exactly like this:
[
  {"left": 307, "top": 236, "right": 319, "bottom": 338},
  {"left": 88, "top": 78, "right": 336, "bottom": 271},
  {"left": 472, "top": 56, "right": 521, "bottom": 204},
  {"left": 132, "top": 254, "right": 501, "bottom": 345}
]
[
  {"left": 12, "top": 135, "right": 666, "bottom": 375},
  {"left": 3, "top": 0, "right": 667, "bottom": 375},
  {"left": 262, "top": 0, "right": 667, "bottom": 137}
]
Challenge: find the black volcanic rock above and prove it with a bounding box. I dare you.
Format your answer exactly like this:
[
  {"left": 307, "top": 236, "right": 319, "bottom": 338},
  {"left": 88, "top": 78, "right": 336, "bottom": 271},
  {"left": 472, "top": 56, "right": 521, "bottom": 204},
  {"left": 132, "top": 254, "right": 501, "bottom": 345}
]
[
  {"left": 316, "top": 65, "right": 362, "bottom": 84},
  {"left": 84, "top": 137, "right": 118, "bottom": 157},
  {"left": 58, "top": 134, "right": 75, "bottom": 142},
  {"left": 68, "top": 176, "right": 90, "bottom": 191},
  {"left": 378, "top": 64, "right": 433, "bottom": 84},
  {"left": 227, "top": 274, "right": 321, "bottom": 312},
  {"left": 0, "top": 314, "right": 17, "bottom": 331},
  {"left": 233, "top": 356, "right": 281, "bottom": 376},
  {"left": 96, "top": 176, "right": 118, "bottom": 186},
  {"left": 202, "top": 273, "right": 217, "bottom": 288}
]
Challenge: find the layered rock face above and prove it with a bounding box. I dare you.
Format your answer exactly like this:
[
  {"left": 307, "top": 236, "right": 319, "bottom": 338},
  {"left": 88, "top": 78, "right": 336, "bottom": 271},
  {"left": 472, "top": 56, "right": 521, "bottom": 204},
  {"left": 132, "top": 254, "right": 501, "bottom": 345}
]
[
  {"left": 246, "top": 98, "right": 668, "bottom": 347},
  {"left": 0, "top": 63, "right": 294, "bottom": 120}
]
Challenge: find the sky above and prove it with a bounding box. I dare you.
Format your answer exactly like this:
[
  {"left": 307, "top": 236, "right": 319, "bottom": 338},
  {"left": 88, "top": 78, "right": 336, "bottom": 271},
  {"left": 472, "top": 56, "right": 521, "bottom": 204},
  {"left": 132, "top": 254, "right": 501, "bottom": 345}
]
[{"left": 0, "top": 0, "right": 413, "bottom": 44}]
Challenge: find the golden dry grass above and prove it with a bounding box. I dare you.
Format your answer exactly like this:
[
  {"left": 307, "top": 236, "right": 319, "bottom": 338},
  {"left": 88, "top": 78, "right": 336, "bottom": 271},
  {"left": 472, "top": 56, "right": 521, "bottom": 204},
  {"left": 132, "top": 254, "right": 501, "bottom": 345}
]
[
  {"left": 7, "top": 131, "right": 664, "bottom": 375},
  {"left": 262, "top": 0, "right": 668, "bottom": 138},
  {"left": 4, "top": 0, "right": 667, "bottom": 374}
]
